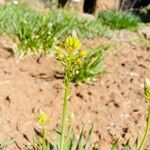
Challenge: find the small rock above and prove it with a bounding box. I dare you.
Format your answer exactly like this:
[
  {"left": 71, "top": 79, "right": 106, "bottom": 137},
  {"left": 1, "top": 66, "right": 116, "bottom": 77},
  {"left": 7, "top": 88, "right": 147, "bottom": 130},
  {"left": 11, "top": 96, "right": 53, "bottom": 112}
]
[{"left": 5, "top": 96, "right": 11, "bottom": 103}]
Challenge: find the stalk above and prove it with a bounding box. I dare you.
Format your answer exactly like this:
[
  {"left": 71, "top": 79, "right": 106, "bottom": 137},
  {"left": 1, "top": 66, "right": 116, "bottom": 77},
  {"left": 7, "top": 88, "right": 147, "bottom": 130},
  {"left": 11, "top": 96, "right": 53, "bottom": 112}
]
[
  {"left": 60, "top": 74, "right": 71, "bottom": 150},
  {"left": 42, "top": 126, "right": 46, "bottom": 150},
  {"left": 138, "top": 104, "right": 150, "bottom": 150},
  {"left": 56, "top": 35, "right": 84, "bottom": 150}
]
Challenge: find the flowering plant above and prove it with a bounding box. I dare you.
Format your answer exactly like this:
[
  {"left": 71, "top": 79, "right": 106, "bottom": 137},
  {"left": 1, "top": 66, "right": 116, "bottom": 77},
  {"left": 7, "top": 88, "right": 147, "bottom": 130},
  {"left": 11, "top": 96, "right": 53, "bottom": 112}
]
[{"left": 55, "top": 34, "right": 89, "bottom": 150}]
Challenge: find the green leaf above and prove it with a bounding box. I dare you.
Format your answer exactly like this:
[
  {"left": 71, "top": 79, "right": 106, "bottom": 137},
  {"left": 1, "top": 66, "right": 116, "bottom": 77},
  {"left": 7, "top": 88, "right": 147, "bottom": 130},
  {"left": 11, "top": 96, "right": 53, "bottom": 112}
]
[
  {"left": 74, "top": 45, "right": 109, "bottom": 83},
  {"left": 66, "top": 131, "right": 75, "bottom": 150},
  {"left": 123, "top": 138, "right": 130, "bottom": 150},
  {"left": 111, "top": 139, "right": 119, "bottom": 150},
  {"left": 76, "top": 126, "right": 84, "bottom": 150},
  {"left": 53, "top": 134, "right": 61, "bottom": 150},
  {"left": 84, "top": 125, "right": 93, "bottom": 150},
  {"left": 133, "top": 138, "right": 138, "bottom": 150}
]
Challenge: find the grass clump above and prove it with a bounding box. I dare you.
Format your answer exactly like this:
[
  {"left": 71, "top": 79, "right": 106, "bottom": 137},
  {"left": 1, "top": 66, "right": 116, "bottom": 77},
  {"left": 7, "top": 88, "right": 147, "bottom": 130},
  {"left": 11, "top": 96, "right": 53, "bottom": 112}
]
[
  {"left": 0, "top": 3, "right": 108, "bottom": 57},
  {"left": 0, "top": 3, "right": 40, "bottom": 34},
  {"left": 0, "top": 4, "right": 75, "bottom": 56},
  {"left": 98, "top": 10, "right": 140, "bottom": 31}
]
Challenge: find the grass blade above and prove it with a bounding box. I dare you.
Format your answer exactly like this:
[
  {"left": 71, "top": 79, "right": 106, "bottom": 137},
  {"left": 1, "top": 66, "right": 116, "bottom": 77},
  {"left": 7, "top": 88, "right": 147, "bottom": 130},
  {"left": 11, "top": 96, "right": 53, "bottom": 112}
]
[
  {"left": 123, "top": 138, "right": 130, "bottom": 150},
  {"left": 111, "top": 139, "right": 119, "bottom": 150},
  {"left": 84, "top": 125, "right": 94, "bottom": 150},
  {"left": 76, "top": 126, "right": 84, "bottom": 150},
  {"left": 133, "top": 138, "right": 138, "bottom": 150}
]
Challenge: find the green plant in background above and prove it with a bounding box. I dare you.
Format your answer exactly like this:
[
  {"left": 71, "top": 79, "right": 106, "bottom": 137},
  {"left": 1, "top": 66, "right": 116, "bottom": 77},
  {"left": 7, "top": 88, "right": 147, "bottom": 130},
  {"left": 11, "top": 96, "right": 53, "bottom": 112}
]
[
  {"left": 73, "top": 45, "right": 109, "bottom": 83},
  {"left": 0, "top": 3, "right": 40, "bottom": 34},
  {"left": 0, "top": 3, "right": 109, "bottom": 56},
  {"left": 98, "top": 10, "right": 140, "bottom": 31},
  {"left": 0, "top": 3, "right": 109, "bottom": 57},
  {"left": 0, "top": 4, "right": 75, "bottom": 57},
  {"left": 47, "top": 10, "right": 108, "bottom": 39},
  {"left": 111, "top": 78, "right": 150, "bottom": 150},
  {"left": 0, "top": 3, "right": 42, "bottom": 56}
]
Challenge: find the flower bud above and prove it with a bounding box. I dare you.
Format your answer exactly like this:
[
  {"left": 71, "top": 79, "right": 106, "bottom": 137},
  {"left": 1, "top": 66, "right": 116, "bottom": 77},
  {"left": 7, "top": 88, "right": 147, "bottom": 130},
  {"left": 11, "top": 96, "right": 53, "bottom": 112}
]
[
  {"left": 55, "top": 52, "right": 64, "bottom": 60},
  {"left": 79, "top": 50, "right": 87, "bottom": 57},
  {"left": 54, "top": 46, "right": 61, "bottom": 51},
  {"left": 69, "top": 113, "right": 74, "bottom": 125},
  {"left": 73, "top": 37, "right": 81, "bottom": 50},
  {"left": 38, "top": 111, "right": 48, "bottom": 126},
  {"left": 65, "top": 36, "right": 74, "bottom": 48},
  {"left": 144, "top": 78, "right": 150, "bottom": 103},
  {"left": 68, "top": 46, "right": 73, "bottom": 52}
]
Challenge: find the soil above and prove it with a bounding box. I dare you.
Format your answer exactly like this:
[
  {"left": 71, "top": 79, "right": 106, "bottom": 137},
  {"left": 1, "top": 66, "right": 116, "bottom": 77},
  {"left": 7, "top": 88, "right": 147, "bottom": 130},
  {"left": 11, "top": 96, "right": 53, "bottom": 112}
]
[
  {"left": 0, "top": 28, "right": 150, "bottom": 150},
  {"left": 95, "top": 0, "right": 119, "bottom": 12},
  {"left": 0, "top": 0, "right": 4, "bottom": 4},
  {"left": 69, "top": 0, "right": 118, "bottom": 13}
]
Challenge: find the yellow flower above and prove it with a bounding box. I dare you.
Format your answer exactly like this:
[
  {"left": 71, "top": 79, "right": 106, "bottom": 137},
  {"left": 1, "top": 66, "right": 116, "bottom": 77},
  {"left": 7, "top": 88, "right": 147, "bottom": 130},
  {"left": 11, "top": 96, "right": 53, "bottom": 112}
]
[
  {"left": 79, "top": 50, "right": 87, "bottom": 57},
  {"left": 65, "top": 36, "right": 81, "bottom": 50},
  {"left": 65, "top": 36, "right": 74, "bottom": 48},
  {"left": 38, "top": 111, "right": 48, "bottom": 126},
  {"left": 76, "top": 58, "right": 82, "bottom": 65}
]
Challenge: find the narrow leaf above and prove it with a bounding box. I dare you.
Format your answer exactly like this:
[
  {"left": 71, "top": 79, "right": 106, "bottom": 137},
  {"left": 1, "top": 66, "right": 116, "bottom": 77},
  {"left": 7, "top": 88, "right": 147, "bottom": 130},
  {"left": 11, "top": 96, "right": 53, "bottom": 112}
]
[
  {"left": 84, "top": 125, "right": 94, "bottom": 150},
  {"left": 76, "top": 126, "right": 84, "bottom": 150},
  {"left": 111, "top": 139, "right": 119, "bottom": 150},
  {"left": 133, "top": 138, "right": 138, "bottom": 150}
]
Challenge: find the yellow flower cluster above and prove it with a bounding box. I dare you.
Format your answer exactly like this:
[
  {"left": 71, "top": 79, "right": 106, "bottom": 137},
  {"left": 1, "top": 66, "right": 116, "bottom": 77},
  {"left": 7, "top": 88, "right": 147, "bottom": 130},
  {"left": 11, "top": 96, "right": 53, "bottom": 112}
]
[
  {"left": 38, "top": 111, "right": 48, "bottom": 126},
  {"left": 55, "top": 35, "right": 87, "bottom": 66},
  {"left": 65, "top": 36, "right": 81, "bottom": 51}
]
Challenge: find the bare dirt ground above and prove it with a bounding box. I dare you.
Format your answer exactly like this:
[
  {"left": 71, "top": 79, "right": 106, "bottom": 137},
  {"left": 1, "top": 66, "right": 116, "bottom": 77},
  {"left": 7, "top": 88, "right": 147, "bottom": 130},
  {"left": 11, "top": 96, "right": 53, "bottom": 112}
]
[
  {"left": 96, "top": 0, "right": 119, "bottom": 12},
  {"left": 0, "top": 0, "right": 4, "bottom": 4},
  {"left": 0, "top": 28, "right": 150, "bottom": 150}
]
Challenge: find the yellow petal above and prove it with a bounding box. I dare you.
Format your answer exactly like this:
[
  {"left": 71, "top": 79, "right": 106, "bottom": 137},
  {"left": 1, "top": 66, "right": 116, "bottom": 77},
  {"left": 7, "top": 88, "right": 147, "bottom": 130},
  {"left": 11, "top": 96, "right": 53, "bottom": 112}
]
[
  {"left": 65, "top": 36, "right": 74, "bottom": 47},
  {"left": 73, "top": 37, "right": 81, "bottom": 50},
  {"left": 79, "top": 50, "right": 87, "bottom": 57}
]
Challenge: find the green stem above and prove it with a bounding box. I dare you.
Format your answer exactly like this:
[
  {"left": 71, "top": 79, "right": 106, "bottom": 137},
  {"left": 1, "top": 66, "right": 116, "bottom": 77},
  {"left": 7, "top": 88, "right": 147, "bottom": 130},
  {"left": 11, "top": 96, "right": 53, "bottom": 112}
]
[
  {"left": 138, "top": 104, "right": 150, "bottom": 150},
  {"left": 42, "top": 126, "right": 46, "bottom": 150},
  {"left": 60, "top": 75, "right": 71, "bottom": 150}
]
